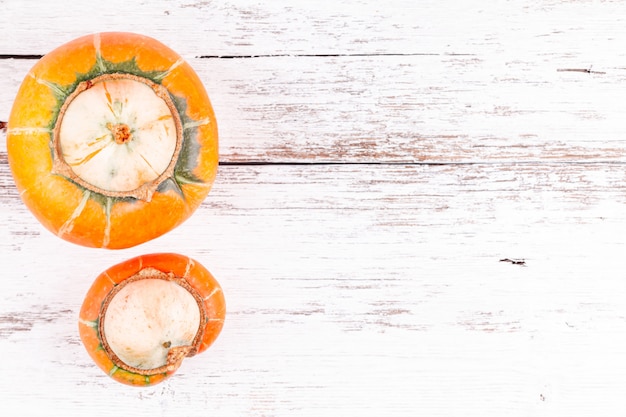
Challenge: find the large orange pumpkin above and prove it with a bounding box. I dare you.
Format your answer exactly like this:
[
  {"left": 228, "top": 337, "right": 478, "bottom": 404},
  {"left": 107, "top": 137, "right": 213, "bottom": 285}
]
[
  {"left": 6, "top": 32, "right": 218, "bottom": 249},
  {"left": 79, "top": 253, "right": 226, "bottom": 387}
]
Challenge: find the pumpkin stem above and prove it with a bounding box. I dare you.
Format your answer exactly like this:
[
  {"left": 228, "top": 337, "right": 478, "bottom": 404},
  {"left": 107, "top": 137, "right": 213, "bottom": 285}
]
[
  {"left": 108, "top": 123, "right": 133, "bottom": 144},
  {"left": 166, "top": 345, "right": 194, "bottom": 372}
]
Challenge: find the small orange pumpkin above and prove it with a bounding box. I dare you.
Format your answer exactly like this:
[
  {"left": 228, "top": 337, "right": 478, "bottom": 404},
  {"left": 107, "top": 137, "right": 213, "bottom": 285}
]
[
  {"left": 79, "top": 253, "right": 226, "bottom": 387},
  {"left": 6, "top": 32, "right": 218, "bottom": 249}
]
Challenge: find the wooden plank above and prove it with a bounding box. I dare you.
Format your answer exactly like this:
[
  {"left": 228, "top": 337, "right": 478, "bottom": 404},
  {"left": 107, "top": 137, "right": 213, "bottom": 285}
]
[
  {"left": 0, "top": 0, "right": 445, "bottom": 56},
  {"left": 2, "top": 163, "right": 626, "bottom": 415},
  {"left": 2, "top": 54, "right": 626, "bottom": 163},
  {"left": 2, "top": 0, "right": 626, "bottom": 60}
]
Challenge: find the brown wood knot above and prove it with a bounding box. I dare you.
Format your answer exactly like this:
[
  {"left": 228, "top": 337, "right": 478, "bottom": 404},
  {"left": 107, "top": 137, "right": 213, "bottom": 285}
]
[{"left": 499, "top": 258, "right": 526, "bottom": 266}]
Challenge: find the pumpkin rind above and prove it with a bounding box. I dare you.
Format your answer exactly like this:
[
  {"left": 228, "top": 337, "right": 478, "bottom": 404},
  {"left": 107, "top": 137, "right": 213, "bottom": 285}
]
[
  {"left": 6, "top": 32, "right": 218, "bottom": 249},
  {"left": 78, "top": 253, "right": 226, "bottom": 387}
]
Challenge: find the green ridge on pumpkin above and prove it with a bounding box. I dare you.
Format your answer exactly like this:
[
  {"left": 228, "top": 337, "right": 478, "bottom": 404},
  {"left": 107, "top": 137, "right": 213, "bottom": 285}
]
[{"left": 170, "top": 94, "right": 205, "bottom": 186}]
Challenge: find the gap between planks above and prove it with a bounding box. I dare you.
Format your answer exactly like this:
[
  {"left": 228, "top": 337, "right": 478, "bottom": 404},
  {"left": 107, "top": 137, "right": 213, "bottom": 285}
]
[
  {"left": 218, "top": 160, "right": 626, "bottom": 166},
  {"left": 0, "top": 52, "right": 476, "bottom": 60}
]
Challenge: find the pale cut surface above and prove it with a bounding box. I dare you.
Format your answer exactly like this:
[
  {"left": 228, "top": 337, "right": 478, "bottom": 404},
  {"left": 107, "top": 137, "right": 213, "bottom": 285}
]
[
  {"left": 58, "top": 78, "right": 177, "bottom": 192},
  {"left": 103, "top": 278, "right": 201, "bottom": 370}
]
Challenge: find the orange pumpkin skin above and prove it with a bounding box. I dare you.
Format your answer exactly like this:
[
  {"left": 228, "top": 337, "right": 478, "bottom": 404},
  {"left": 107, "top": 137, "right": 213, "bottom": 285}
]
[
  {"left": 6, "top": 32, "right": 218, "bottom": 249},
  {"left": 78, "top": 253, "right": 226, "bottom": 387}
]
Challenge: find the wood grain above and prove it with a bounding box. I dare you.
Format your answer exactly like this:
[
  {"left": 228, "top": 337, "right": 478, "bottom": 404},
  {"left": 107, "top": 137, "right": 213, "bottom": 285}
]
[
  {"left": 2, "top": 0, "right": 626, "bottom": 163},
  {"left": 3, "top": 162, "right": 626, "bottom": 415},
  {"left": 2, "top": 0, "right": 626, "bottom": 416},
  {"left": 2, "top": 54, "right": 626, "bottom": 163},
  {"left": 2, "top": 0, "right": 626, "bottom": 60}
]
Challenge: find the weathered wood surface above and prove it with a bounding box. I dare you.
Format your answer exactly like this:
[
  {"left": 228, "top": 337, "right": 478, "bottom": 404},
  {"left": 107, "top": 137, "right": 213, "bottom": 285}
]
[
  {"left": 3, "top": 54, "right": 626, "bottom": 164},
  {"left": 2, "top": 0, "right": 626, "bottom": 416}
]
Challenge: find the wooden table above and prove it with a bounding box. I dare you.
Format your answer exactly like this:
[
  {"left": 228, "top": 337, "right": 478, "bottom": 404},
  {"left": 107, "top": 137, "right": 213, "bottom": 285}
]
[{"left": 2, "top": 1, "right": 626, "bottom": 415}]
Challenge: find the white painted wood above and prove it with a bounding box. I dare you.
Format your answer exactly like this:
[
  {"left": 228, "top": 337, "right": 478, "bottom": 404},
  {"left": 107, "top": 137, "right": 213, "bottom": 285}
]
[
  {"left": 2, "top": 0, "right": 626, "bottom": 60},
  {"left": 2, "top": 54, "right": 626, "bottom": 163},
  {"left": 2, "top": 163, "right": 626, "bottom": 415},
  {"left": 2, "top": 1, "right": 626, "bottom": 416}
]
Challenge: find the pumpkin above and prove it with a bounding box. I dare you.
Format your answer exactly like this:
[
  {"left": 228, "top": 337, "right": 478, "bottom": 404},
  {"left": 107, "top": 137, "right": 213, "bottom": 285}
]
[
  {"left": 6, "top": 32, "right": 218, "bottom": 249},
  {"left": 79, "top": 253, "right": 226, "bottom": 386}
]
